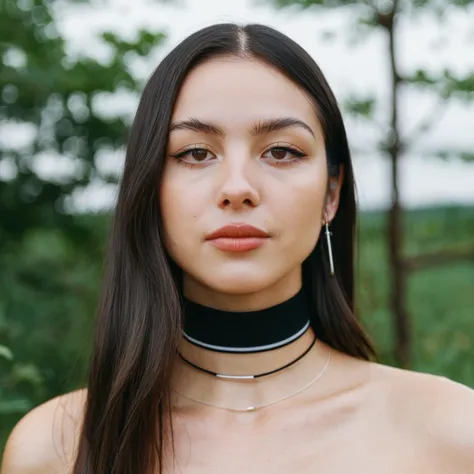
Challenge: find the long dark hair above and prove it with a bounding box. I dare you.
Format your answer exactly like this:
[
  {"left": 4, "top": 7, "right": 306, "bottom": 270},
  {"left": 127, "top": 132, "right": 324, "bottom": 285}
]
[{"left": 72, "top": 23, "right": 376, "bottom": 474}]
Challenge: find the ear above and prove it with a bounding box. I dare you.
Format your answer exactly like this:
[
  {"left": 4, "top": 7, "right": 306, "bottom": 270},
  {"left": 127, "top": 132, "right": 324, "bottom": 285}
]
[{"left": 323, "top": 164, "right": 344, "bottom": 224}]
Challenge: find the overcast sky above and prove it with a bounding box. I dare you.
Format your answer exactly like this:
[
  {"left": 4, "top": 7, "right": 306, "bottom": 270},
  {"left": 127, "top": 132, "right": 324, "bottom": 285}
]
[{"left": 3, "top": 0, "right": 474, "bottom": 211}]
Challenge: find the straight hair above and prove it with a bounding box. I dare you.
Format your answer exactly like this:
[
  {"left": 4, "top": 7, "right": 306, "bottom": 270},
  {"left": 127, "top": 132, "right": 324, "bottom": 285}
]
[{"left": 73, "top": 23, "right": 376, "bottom": 474}]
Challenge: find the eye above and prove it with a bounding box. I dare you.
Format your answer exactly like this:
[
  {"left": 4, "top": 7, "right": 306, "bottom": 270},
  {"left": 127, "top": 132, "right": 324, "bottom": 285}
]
[
  {"left": 171, "top": 147, "right": 216, "bottom": 164},
  {"left": 262, "top": 145, "right": 306, "bottom": 163}
]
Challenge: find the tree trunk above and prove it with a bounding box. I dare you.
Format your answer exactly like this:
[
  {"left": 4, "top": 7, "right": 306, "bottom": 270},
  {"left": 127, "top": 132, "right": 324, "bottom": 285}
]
[{"left": 385, "top": 2, "right": 411, "bottom": 368}]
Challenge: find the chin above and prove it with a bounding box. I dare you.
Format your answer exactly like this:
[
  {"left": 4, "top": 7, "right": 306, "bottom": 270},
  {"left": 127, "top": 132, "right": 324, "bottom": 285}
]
[
  {"left": 205, "top": 278, "right": 270, "bottom": 295},
  {"left": 194, "top": 264, "right": 278, "bottom": 295}
]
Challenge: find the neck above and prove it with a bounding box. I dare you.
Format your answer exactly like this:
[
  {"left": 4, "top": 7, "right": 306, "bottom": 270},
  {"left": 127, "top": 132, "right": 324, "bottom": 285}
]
[
  {"left": 181, "top": 287, "right": 310, "bottom": 354},
  {"left": 171, "top": 288, "right": 331, "bottom": 412}
]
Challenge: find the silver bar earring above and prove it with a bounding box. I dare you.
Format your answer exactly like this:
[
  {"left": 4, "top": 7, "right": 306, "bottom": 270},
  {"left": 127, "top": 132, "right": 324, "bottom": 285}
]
[{"left": 325, "top": 222, "right": 335, "bottom": 276}]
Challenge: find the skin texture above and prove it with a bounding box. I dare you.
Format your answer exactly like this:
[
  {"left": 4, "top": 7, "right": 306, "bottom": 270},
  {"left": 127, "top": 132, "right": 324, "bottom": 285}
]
[
  {"left": 3, "top": 356, "right": 474, "bottom": 474},
  {"left": 162, "top": 56, "right": 342, "bottom": 412},
  {"left": 161, "top": 56, "right": 341, "bottom": 312},
  {"left": 2, "top": 57, "right": 474, "bottom": 474}
]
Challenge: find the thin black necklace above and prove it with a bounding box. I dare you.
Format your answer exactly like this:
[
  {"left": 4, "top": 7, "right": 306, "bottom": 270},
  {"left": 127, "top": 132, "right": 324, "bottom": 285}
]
[{"left": 177, "top": 334, "right": 317, "bottom": 380}]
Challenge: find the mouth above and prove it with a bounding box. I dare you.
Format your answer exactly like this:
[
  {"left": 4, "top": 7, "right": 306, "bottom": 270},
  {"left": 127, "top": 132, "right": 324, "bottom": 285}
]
[{"left": 205, "top": 224, "right": 270, "bottom": 252}]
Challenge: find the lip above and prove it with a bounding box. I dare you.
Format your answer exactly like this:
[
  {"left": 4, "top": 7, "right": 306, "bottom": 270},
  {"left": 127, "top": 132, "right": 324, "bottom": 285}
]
[
  {"left": 205, "top": 224, "right": 270, "bottom": 240},
  {"left": 205, "top": 224, "right": 270, "bottom": 252}
]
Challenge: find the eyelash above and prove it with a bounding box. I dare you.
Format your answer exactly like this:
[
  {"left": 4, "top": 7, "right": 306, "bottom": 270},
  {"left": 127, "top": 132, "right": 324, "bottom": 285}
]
[{"left": 170, "top": 145, "right": 307, "bottom": 168}]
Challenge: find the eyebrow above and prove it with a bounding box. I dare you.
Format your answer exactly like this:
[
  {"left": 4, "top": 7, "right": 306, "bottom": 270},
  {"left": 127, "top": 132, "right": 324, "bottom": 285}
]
[{"left": 169, "top": 117, "right": 315, "bottom": 138}]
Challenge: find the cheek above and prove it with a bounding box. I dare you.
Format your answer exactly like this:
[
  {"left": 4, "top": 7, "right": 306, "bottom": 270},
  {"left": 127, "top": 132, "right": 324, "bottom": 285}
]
[
  {"left": 276, "top": 172, "right": 326, "bottom": 240},
  {"left": 159, "top": 172, "right": 206, "bottom": 256}
]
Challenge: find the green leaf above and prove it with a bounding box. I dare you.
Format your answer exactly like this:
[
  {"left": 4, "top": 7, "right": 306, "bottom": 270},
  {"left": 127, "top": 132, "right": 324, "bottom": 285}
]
[
  {"left": 459, "top": 152, "right": 474, "bottom": 161},
  {"left": 270, "top": 0, "right": 358, "bottom": 7},
  {"left": 0, "top": 345, "right": 14, "bottom": 361},
  {"left": 0, "top": 399, "right": 32, "bottom": 415},
  {"left": 343, "top": 97, "right": 377, "bottom": 118},
  {"left": 11, "top": 363, "right": 44, "bottom": 386}
]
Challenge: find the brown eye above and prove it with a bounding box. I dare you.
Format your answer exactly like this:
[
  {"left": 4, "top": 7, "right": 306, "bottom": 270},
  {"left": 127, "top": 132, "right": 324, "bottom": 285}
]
[
  {"left": 171, "top": 147, "right": 215, "bottom": 165},
  {"left": 270, "top": 148, "right": 288, "bottom": 160},
  {"left": 262, "top": 146, "right": 306, "bottom": 163},
  {"left": 191, "top": 149, "right": 209, "bottom": 161}
]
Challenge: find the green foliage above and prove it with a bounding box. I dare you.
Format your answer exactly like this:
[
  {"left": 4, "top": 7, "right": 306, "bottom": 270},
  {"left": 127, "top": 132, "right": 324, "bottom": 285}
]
[
  {"left": 268, "top": 0, "right": 474, "bottom": 131},
  {"left": 0, "top": 346, "right": 13, "bottom": 361},
  {"left": 404, "top": 69, "right": 474, "bottom": 99},
  {"left": 412, "top": 0, "right": 474, "bottom": 7},
  {"left": 271, "top": 0, "right": 474, "bottom": 9},
  {"left": 434, "top": 150, "right": 474, "bottom": 162},
  {"left": 271, "top": 0, "right": 354, "bottom": 7},
  {"left": 357, "top": 206, "right": 474, "bottom": 379},
  {"left": 0, "top": 0, "right": 166, "bottom": 243},
  {"left": 343, "top": 96, "right": 376, "bottom": 118},
  {"left": 0, "top": 213, "right": 109, "bottom": 452},
  {"left": 102, "top": 30, "right": 166, "bottom": 58}
]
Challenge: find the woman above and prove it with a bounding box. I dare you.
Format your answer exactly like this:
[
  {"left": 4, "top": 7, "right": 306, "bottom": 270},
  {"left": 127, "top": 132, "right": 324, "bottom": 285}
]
[{"left": 2, "top": 23, "right": 474, "bottom": 474}]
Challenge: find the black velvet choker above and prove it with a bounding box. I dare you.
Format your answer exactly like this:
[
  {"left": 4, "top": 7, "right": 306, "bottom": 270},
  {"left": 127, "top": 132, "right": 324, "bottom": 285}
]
[{"left": 182, "top": 289, "right": 311, "bottom": 354}]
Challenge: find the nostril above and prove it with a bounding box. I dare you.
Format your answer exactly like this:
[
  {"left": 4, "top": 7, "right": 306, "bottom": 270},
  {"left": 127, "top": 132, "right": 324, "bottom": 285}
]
[{"left": 221, "top": 197, "right": 255, "bottom": 207}]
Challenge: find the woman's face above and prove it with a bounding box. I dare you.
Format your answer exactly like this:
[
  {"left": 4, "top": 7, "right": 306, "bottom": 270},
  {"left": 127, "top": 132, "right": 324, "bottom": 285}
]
[{"left": 160, "top": 57, "right": 341, "bottom": 308}]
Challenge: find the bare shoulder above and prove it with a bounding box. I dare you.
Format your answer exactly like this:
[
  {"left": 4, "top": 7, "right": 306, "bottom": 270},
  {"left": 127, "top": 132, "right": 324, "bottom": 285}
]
[
  {"left": 372, "top": 362, "right": 474, "bottom": 471},
  {"left": 1, "top": 388, "right": 87, "bottom": 474}
]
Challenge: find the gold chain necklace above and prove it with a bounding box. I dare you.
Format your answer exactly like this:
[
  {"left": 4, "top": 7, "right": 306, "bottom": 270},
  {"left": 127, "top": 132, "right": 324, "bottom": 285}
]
[{"left": 174, "top": 351, "right": 331, "bottom": 412}]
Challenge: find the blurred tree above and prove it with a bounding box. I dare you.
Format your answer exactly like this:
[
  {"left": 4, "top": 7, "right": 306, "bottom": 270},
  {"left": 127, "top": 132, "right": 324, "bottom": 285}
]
[
  {"left": 267, "top": 0, "right": 474, "bottom": 367},
  {"left": 0, "top": 0, "right": 165, "bottom": 243},
  {"left": 0, "top": 0, "right": 166, "bottom": 446}
]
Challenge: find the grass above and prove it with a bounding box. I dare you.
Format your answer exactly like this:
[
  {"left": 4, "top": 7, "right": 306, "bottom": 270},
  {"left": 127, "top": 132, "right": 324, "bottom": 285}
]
[{"left": 357, "top": 205, "right": 474, "bottom": 385}]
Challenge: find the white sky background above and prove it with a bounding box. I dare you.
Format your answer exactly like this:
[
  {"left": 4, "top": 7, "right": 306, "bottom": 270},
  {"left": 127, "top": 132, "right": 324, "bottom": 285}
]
[{"left": 3, "top": 0, "right": 474, "bottom": 211}]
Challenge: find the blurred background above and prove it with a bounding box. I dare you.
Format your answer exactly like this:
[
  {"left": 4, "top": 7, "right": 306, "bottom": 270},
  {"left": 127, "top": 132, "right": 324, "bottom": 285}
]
[{"left": 1, "top": 0, "right": 473, "bottom": 452}]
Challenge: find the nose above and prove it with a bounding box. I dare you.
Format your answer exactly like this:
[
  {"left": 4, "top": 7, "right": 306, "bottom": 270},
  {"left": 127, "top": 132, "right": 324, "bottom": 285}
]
[{"left": 216, "top": 155, "right": 260, "bottom": 210}]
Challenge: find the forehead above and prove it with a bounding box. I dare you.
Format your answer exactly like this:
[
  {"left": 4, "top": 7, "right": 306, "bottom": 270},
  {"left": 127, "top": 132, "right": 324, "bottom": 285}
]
[{"left": 171, "top": 57, "right": 320, "bottom": 131}]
